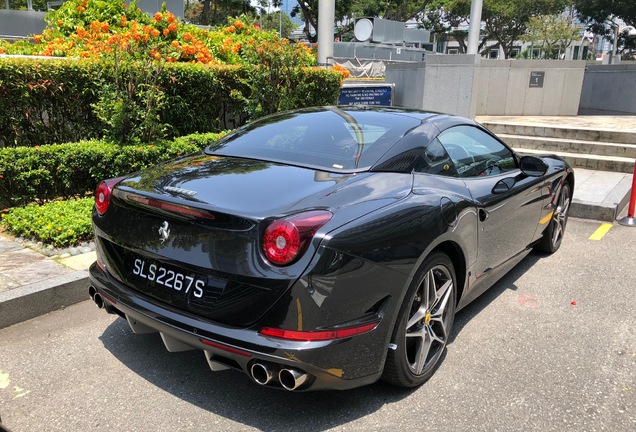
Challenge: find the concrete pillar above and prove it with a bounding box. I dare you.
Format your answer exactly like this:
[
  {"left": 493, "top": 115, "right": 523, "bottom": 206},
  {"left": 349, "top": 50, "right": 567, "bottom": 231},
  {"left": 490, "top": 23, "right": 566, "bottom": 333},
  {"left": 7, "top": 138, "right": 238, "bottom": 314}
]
[
  {"left": 467, "top": 0, "right": 483, "bottom": 55},
  {"left": 317, "top": 0, "right": 335, "bottom": 67}
]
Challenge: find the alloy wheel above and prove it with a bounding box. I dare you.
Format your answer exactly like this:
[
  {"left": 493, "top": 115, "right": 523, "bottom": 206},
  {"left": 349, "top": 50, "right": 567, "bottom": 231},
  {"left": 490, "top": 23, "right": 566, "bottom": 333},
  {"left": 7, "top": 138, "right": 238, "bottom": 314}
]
[
  {"left": 404, "top": 265, "right": 454, "bottom": 375},
  {"left": 551, "top": 184, "right": 571, "bottom": 248}
]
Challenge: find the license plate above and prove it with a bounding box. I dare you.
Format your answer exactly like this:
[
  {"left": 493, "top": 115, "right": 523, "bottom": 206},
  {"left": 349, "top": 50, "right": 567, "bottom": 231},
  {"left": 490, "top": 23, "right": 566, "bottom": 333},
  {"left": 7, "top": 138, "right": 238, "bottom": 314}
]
[{"left": 131, "top": 258, "right": 205, "bottom": 298}]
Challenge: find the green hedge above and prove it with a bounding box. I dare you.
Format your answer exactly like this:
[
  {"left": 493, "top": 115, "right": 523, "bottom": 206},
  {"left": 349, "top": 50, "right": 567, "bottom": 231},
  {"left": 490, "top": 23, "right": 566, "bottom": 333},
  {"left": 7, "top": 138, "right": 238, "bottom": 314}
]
[
  {"left": 0, "top": 132, "right": 226, "bottom": 209},
  {"left": 0, "top": 58, "right": 343, "bottom": 147}
]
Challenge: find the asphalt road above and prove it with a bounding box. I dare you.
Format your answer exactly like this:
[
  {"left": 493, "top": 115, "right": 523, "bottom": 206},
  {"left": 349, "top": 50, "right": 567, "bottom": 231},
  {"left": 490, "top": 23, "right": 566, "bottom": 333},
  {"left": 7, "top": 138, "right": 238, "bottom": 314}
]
[{"left": 1, "top": 218, "right": 635, "bottom": 432}]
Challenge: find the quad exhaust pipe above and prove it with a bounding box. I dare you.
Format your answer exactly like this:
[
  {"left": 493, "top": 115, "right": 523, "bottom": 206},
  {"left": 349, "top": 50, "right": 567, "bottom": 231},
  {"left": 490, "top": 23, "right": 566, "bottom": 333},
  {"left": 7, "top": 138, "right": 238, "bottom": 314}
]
[
  {"left": 251, "top": 363, "right": 276, "bottom": 386},
  {"left": 88, "top": 286, "right": 104, "bottom": 309},
  {"left": 88, "top": 286, "right": 118, "bottom": 315},
  {"left": 250, "top": 363, "right": 310, "bottom": 390},
  {"left": 278, "top": 368, "right": 309, "bottom": 391}
]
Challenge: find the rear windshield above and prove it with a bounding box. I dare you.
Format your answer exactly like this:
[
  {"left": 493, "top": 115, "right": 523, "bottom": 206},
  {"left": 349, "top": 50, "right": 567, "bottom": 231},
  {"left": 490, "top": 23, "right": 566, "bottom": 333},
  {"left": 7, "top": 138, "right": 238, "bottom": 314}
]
[{"left": 205, "top": 108, "right": 422, "bottom": 171}]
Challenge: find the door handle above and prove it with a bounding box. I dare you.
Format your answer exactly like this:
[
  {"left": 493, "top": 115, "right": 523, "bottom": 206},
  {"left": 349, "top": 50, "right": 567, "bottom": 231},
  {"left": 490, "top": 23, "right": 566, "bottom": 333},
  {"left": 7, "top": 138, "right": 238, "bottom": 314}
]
[{"left": 479, "top": 209, "right": 489, "bottom": 222}]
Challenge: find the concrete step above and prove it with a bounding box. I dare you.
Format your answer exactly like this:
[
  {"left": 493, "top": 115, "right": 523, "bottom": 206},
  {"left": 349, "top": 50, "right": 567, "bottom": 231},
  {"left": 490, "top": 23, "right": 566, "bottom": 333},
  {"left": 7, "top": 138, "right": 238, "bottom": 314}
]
[
  {"left": 569, "top": 168, "right": 634, "bottom": 222},
  {"left": 500, "top": 134, "right": 636, "bottom": 158},
  {"left": 513, "top": 147, "right": 636, "bottom": 173},
  {"left": 482, "top": 122, "right": 636, "bottom": 144}
]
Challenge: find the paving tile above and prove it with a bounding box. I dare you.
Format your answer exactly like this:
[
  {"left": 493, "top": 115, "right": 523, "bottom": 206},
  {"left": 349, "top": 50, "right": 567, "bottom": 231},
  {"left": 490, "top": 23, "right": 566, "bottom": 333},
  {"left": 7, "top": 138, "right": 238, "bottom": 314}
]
[
  {"left": 1, "top": 259, "right": 72, "bottom": 286},
  {"left": 57, "top": 251, "right": 96, "bottom": 271},
  {"left": 0, "top": 273, "right": 20, "bottom": 293},
  {"left": 0, "top": 240, "right": 23, "bottom": 253},
  {"left": 0, "top": 248, "right": 46, "bottom": 272}
]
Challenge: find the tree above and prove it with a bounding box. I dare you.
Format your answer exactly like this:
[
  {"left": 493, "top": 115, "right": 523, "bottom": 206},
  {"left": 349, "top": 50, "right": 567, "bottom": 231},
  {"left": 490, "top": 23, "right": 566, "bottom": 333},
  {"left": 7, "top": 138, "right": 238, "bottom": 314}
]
[
  {"left": 521, "top": 14, "right": 581, "bottom": 59},
  {"left": 574, "top": 0, "right": 636, "bottom": 58},
  {"left": 350, "top": 0, "right": 434, "bottom": 22},
  {"left": 482, "top": 0, "right": 570, "bottom": 58},
  {"left": 419, "top": 0, "right": 472, "bottom": 53},
  {"left": 260, "top": 11, "right": 297, "bottom": 39},
  {"left": 188, "top": 0, "right": 254, "bottom": 26},
  {"left": 574, "top": 0, "right": 636, "bottom": 28},
  {"left": 420, "top": 0, "right": 570, "bottom": 58},
  {"left": 290, "top": 0, "right": 353, "bottom": 42}
]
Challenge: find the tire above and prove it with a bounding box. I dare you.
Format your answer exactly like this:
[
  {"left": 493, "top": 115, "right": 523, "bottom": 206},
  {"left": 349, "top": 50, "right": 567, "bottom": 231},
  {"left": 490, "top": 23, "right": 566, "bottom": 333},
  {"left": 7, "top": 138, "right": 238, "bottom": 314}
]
[
  {"left": 382, "top": 252, "right": 457, "bottom": 388},
  {"left": 536, "top": 182, "right": 571, "bottom": 254}
]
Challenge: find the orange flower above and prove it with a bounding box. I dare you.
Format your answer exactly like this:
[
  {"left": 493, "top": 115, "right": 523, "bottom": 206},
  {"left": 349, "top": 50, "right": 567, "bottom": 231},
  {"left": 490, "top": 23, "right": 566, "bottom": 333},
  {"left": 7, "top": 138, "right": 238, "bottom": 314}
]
[
  {"left": 57, "top": 19, "right": 63, "bottom": 26},
  {"left": 33, "top": 34, "right": 43, "bottom": 43},
  {"left": 151, "top": 29, "right": 160, "bottom": 37},
  {"left": 166, "top": 13, "right": 176, "bottom": 23},
  {"left": 154, "top": 12, "right": 162, "bottom": 22},
  {"left": 226, "top": 25, "right": 236, "bottom": 33},
  {"left": 101, "top": 22, "right": 109, "bottom": 32},
  {"left": 182, "top": 32, "right": 193, "bottom": 42},
  {"left": 234, "top": 20, "right": 245, "bottom": 29},
  {"left": 168, "top": 22, "right": 177, "bottom": 32},
  {"left": 163, "top": 29, "right": 169, "bottom": 36},
  {"left": 171, "top": 40, "right": 180, "bottom": 48},
  {"left": 77, "top": 6, "right": 85, "bottom": 13}
]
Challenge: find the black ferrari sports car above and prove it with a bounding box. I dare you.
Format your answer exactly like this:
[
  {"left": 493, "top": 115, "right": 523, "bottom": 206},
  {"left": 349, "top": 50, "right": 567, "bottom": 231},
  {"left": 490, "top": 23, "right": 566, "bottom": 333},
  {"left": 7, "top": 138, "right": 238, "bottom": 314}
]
[{"left": 89, "top": 106, "right": 573, "bottom": 391}]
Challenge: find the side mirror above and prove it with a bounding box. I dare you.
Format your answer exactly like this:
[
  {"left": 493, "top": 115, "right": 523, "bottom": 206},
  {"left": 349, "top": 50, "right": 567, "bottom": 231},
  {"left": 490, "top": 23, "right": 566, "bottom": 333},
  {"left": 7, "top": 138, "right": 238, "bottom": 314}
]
[
  {"left": 519, "top": 156, "right": 548, "bottom": 177},
  {"left": 492, "top": 177, "right": 516, "bottom": 194}
]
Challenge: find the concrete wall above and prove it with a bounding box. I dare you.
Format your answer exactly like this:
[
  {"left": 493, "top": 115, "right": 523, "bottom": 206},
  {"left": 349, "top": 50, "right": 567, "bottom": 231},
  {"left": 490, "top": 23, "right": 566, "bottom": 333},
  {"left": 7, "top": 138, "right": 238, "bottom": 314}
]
[
  {"left": 475, "top": 60, "right": 585, "bottom": 116},
  {"left": 579, "top": 63, "right": 636, "bottom": 115},
  {"left": 386, "top": 56, "right": 586, "bottom": 118},
  {"left": 0, "top": 10, "right": 46, "bottom": 39},
  {"left": 386, "top": 55, "right": 479, "bottom": 118}
]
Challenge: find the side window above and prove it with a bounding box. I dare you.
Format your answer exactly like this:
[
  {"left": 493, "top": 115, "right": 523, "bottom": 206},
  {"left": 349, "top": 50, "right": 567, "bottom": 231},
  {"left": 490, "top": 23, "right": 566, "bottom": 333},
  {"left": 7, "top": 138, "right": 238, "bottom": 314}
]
[
  {"left": 414, "top": 138, "right": 457, "bottom": 176},
  {"left": 437, "top": 126, "right": 517, "bottom": 178}
]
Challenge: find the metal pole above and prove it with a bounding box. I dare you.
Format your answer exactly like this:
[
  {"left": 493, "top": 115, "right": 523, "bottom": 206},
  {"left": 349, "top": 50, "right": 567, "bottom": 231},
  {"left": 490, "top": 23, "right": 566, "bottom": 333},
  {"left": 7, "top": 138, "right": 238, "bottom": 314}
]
[
  {"left": 317, "top": 0, "right": 335, "bottom": 67},
  {"left": 611, "top": 25, "right": 619, "bottom": 64},
  {"left": 467, "top": 0, "right": 483, "bottom": 55},
  {"left": 618, "top": 162, "right": 636, "bottom": 226}
]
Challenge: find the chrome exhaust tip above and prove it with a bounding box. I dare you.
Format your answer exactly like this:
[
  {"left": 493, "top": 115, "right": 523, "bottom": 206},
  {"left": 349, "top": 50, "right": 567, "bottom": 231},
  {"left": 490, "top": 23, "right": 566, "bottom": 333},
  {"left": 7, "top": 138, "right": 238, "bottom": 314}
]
[
  {"left": 278, "top": 368, "right": 309, "bottom": 391},
  {"left": 251, "top": 363, "right": 276, "bottom": 385},
  {"left": 93, "top": 293, "right": 104, "bottom": 309}
]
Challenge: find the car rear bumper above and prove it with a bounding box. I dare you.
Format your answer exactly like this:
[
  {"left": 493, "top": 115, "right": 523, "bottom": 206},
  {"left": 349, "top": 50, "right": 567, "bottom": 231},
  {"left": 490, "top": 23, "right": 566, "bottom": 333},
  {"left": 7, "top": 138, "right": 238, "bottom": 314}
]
[{"left": 88, "top": 262, "right": 387, "bottom": 391}]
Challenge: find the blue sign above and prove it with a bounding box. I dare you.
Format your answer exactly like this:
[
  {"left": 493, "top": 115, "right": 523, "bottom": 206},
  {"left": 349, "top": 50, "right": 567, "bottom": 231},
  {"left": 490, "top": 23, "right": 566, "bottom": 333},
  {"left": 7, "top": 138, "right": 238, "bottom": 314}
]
[{"left": 339, "top": 85, "right": 393, "bottom": 106}]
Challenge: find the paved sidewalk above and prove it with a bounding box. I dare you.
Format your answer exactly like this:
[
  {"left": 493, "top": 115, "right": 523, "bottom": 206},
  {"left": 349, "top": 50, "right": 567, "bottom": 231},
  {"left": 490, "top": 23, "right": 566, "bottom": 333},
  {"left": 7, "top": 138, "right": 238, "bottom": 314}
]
[{"left": 0, "top": 232, "right": 93, "bottom": 328}]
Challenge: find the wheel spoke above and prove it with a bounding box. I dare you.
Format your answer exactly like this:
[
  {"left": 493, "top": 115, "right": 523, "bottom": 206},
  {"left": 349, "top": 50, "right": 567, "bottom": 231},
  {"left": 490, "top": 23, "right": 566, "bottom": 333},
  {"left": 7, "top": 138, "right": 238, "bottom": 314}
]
[
  {"left": 432, "top": 279, "right": 452, "bottom": 312},
  {"left": 414, "top": 331, "right": 433, "bottom": 374},
  {"left": 424, "top": 270, "right": 435, "bottom": 309},
  {"left": 406, "top": 306, "right": 427, "bottom": 329}
]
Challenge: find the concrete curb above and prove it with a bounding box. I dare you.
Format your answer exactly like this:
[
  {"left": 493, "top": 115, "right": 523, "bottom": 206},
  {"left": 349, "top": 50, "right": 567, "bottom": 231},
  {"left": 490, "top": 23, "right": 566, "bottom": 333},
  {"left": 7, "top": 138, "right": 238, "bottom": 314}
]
[{"left": 0, "top": 270, "right": 89, "bottom": 329}]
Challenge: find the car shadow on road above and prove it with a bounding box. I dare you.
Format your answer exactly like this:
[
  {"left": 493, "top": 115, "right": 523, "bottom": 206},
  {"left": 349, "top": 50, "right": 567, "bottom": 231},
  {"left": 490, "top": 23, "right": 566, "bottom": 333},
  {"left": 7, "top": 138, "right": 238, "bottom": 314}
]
[
  {"left": 97, "top": 251, "right": 549, "bottom": 430},
  {"left": 99, "top": 320, "right": 416, "bottom": 431},
  {"left": 448, "top": 252, "right": 543, "bottom": 344}
]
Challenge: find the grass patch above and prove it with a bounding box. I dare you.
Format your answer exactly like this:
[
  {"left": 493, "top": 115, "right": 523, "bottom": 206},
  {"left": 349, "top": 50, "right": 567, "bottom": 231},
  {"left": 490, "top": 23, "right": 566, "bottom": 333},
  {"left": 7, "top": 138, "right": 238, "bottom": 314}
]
[{"left": 1, "top": 197, "right": 93, "bottom": 247}]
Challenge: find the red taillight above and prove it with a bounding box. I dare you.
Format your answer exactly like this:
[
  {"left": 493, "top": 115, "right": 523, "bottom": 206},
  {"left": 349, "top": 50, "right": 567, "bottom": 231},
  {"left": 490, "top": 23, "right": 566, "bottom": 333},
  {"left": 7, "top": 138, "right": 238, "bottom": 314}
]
[
  {"left": 199, "top": 339, "right": 252, "bottom": 357},
  {"left": 94, "top": 177, "right": 125, "bottom": 216},
  {"left": 262, "top": 210, "right": 332, "bottom": 266},
  {"left": 126, "top": 193, "right": 214, "bottom": 219},
  {"left": 259, "top": 321, "right": 380, "bottom": 341}
]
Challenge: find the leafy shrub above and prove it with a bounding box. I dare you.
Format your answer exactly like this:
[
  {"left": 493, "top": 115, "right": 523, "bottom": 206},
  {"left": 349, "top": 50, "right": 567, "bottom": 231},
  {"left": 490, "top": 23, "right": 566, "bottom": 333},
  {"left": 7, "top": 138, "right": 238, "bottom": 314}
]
[
  {"left": 0, "top": 132, "right": 227, "bottom": 209},
  {"left": 0, "top": 3, "right": 345, "bottom": 146},
  {"left": 0, "top": 58, "right": 102, "bottom": 147},
  {"left": 1, "top": 198, "right": 94, "bottom": 247},
  {"left": 0, "top": 58, "right": 342, "bottom": 147}
]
